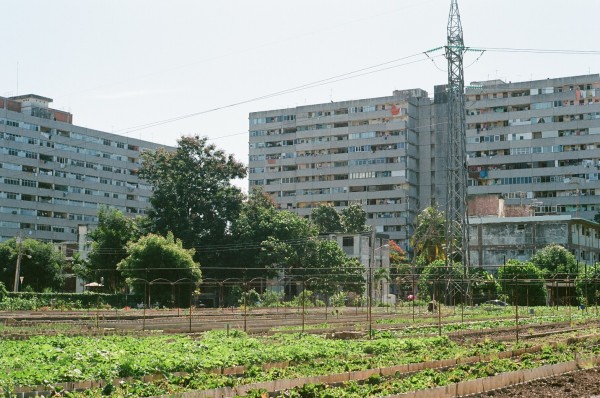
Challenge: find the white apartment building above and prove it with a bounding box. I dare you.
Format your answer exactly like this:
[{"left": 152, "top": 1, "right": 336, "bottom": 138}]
[
  {"left": 0, "top": 94, "right": 169, "bottom": 243},
  {"left": 462, "top": 74, "right": 600, "bottom": 220},
  {"left": 250, "top": 73, "right": 600, "bottom": 254},
  {"left": 248, "top": 89, "right": 431, "bottom": 249}
]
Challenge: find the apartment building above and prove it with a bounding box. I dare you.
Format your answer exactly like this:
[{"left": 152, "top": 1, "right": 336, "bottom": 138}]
[
  {"left": 248, "top": 89, "right": 431, "bottom": 248},
  {"left": 250, "top": 73, "right": 600, "bottom": 254},
  {"left": 463, "top": 74, "right": 600, "bottom": 220},
  {"left": 0, "top": 94, "right": 168, "bottom": 243}
]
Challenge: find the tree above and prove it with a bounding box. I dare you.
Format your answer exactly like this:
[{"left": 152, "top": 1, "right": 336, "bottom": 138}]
[
  {"left": 388, "top": 240, "right": 413, "bottom": 299},
  {"left": 311, "top": 204, "right": 343, "bottom": 234},
  {"left": 304, "top": 239, "right": 365, "bottom": 296},
  {"left": 498, "top": 259, "right": 546, "bottom": 306},
  {"left": 469, "top": 267, "right": 498, "bottom": 304},
  {"left": 260, "top": 211, "right": 365, "bottom": 296},
  {"left": 410, "top": 206, "right": 446, "bottom": 263},
  {"left": 576, "top": 263, "right": 600, "bottom": 305},
  {"left": 530, "top": 244, "right": 577, "bottom": 278},
  {"left": 340, "top": 204, "right": 369, "bottom": 233},
  {"left": 228, "top": 189, "right": 280, "bottom": 280},
  {"left": 0, "top": 238, "right": 66, "bottom": 292},
  {"left": 85, "top": 207, "right": 140, "bottom": 292},
  {"left": 117, "top": 233, "right": 201, "bottom": 307},
  {"left": 139, "top": 136, "right": 246, "bottom": 272},
  {"left": 418, "top": 259, "right": 464, "bottom": 301}
]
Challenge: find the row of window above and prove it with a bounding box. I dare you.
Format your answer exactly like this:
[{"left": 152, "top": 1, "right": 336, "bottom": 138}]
[
  {"left": 0, "top": 162, "right": 150, "bottom": 190},
  {"left": 0, "top": 178, "right": 151, "bottom": 201},
  {"left": 0, "top": 131, "right": 139, "bottom": 162},
  {"left": 250, "top": 131, "right": 405, "bottom": 149},
  {"left": 0, "top": 220, "right": 77, "bottom": 235},
  {"left": 0, "top": 118, "right": 142, "bottom": 151},
  {"left": 469, "top": 174, "right": 599, "bottom": 187},
  {"left": 250, "top": 115, "right": 296, "bottom": 125},
  {"left": 468, "top": 112, "right": 600, "bottom": 133},
  {"left": 467, "top": 83, "right": 599, "bottom": 101}
]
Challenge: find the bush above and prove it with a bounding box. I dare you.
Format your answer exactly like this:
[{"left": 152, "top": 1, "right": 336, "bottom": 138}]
[
  {"left": 0, "top": 292, "right": 129, "bottom": 310},
  {"left": 259, "top": 290, "right": 284, "bottom": 307},
  {"left": 330, "top": 291, "right": 348, "bottom": 307}
]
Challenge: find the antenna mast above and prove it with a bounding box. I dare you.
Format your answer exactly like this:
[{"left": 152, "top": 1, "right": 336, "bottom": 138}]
[{"left": 445, "top": 0, "right": 470, "bottom": 298}]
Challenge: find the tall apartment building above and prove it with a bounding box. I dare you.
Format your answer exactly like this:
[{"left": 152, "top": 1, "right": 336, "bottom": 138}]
[
  {"left": 462, "top": 74, "right": 600, "bottom": 220},
  {"left": 249, "top": 74, "right": 600, "bottom": 252},
  {"left": 0, "top": 94, "right": 168, "bottom": 243},
  {"left": 248, "top": 89, "right": 431, "bottom": 248}
]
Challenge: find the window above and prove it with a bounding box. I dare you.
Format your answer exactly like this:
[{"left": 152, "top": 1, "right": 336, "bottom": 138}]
[
  {"left": 342, "top": 237, "right": 354, "bottom": 247},
  {"left": 4, "top": 178, "right": 19, "bottom": 185}
]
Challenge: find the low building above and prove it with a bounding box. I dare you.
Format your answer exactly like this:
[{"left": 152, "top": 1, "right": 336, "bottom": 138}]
[{"left": 469, "top": 215, "right": 599, "bottom": 272}]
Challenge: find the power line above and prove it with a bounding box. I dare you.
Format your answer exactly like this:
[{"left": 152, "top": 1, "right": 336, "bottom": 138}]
[{"left": 115, "top": 52, "right": 436, "bottom": 135}]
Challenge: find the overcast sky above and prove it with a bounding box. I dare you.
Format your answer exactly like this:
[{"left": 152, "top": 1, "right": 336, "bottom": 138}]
[{"left": 2, "top": 0, "right": 599, "bottom": 191}]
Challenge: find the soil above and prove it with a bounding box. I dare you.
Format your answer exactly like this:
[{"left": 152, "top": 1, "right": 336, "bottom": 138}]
[{"left": 470, "top": 367, "right": 600, "bottom": 397}]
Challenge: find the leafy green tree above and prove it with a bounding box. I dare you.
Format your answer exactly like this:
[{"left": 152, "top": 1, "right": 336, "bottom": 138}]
[
  {"left": 311, "top": 204, "right": 343, "bottom": 234},
  {"left": 469, "top": 267, "right": 499, "bottom": 303},
  {"left": 229, "top": 189, "right": 280, "bottom": 280},
  {"left": 530, "top": 244, "right": 577, "bottom": 278},
  {"left": 498, "top": 259, "right": 546, "bottom": 306},
  {"left": 261, "top": 212, "right": 365, "bottom": 295},
  {"left": 139, "top": 136, "right": 246, "bottom": 277},
  {"left": 410, "top": 206, "right": 446, "bottom": 263},
  {"left": 118, "top": 233, "right": 201, "bottom": 307},
  {"left": 305, "top": 239, "right": 365, "bottom": 295},
  {"left": 575, "top": 264, "right": 600, "bottom": 305},
  {"left": 340, "top": 204, "right": 369, "bottom": 233},
  {"left": 0, "top": 281, "right": 7, "bottom": 301},
  {"left": 85, "top": 207, "right": 140, "bottom": 292},
  {"left": 418, "top": 259, "right": 464, "bottom": 301},
  {"left": 388, "top": 240, "right": 413, "bottom": 298},
  {"left": 0, "top": 238, "right": 66, "bottom": 291}
]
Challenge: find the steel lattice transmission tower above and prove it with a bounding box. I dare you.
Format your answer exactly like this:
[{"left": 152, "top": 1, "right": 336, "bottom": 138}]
[{"left": 444, "top": 0, "right": 470, "bottom": 296}]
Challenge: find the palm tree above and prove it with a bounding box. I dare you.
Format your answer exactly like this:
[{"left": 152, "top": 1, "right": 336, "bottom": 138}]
[{"left": 410, "top": 206, "right": 446, "bottom": 263}]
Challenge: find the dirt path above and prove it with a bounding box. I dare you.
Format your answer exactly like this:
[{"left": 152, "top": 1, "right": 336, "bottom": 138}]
[{"left": 471, "top": 367, "right": 600, "bottom": 397}]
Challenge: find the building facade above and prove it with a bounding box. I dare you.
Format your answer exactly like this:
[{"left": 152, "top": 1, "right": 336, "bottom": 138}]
[
  {"left": 463, "top": 74, "right": 600, "bottom": 220},
  {"left": 248, "top": 89, "right": 431, "bottom": 249},
  {"left": 249, "top": 74, "right": 600, "bottom": 255},
  {"left": 469, "top": 215, "right": 600, "bottom": 271},
  {"left": 0, "top": 94, "right": 168, "bottom": 243}
]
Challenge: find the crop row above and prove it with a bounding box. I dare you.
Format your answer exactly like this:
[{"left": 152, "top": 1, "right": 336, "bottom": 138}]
[{"left": 62, "top": 336, "right": 600, "bottom": 397}]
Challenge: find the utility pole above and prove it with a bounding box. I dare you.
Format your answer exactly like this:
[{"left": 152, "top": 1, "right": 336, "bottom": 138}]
[
  {"left": 13, "top": 231, "right": 23, "bottom": 292},
  {"left": 444, "top": 0, "right": 471, "bottom": 303},
  {"left": 368, "top": 229, "right": 375, "bottom": 339}
]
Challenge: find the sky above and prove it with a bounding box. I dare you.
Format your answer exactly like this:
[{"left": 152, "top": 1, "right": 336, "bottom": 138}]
[{"left": 1, "top": 0, "right": 599, "bottom": 192}]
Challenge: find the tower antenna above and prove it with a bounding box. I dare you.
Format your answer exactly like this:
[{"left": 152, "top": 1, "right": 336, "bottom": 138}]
[{"left": 444, "top": 0, "right": 471, "bottom": 301}]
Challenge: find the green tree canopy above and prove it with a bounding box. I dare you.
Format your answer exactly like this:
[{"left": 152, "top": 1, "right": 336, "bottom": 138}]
[
  {"left": 139, "top": 136, "right": 246, "bottom": 276},
  {"left": 228, "top": 189, "right": 280, "bottom": 280},
  {"left": 340, "top": 204, "right": 370, "bottom": 233},
  {"left": 410, "top": 206, "right": 446, "bottom": 263},
  {"left": 576, "top": 263, "right": 600, "bottom": 305},
  {"left": 0, "top": 238, "right": 66, "bottom": 292},
  {"left": 418, "top": 259, "right": 464, "bottom": 301},
  {"left": 84, "top": 207, "right": 140, "bottom": 292},
  {"left": 302, "top": 239, "right": 365, "bottom": 295},
  {"left": 530, "top": 244, "right": 577, "bottom": 277},
  {"left": 311, "top": 204, "right": 343, "bottom": 234},
  {"left": 388, "top": 240, "right": 413, "bottom": 298},
  {"left": 469, "top": 267, "right": 499, "bottom": 304},
  {"left": 117, "top": 233, "right": 201, "bottom": 307},
  {"left": 498, "top": 259, "right": 546, "bottom": 306},
  {"left": 260, "top": 210, "right": 365, "bottom": 295}
]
